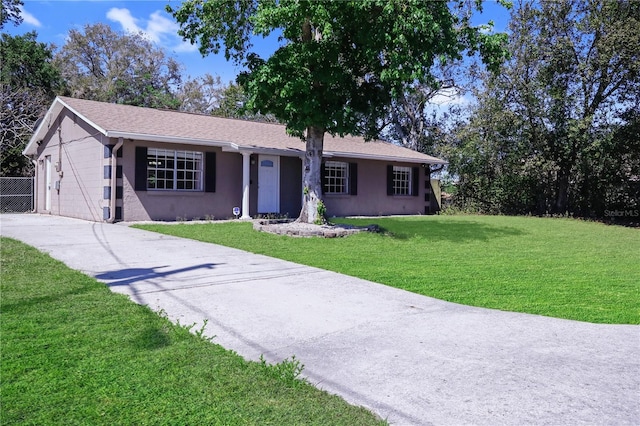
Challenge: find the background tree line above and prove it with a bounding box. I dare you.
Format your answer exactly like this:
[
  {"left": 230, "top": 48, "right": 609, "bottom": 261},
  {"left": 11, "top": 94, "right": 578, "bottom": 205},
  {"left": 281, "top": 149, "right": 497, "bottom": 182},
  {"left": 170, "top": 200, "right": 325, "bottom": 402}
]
[
  {"left": 452, "top": 0, "right": 639, "bottom": 221},
  {"left": 398, "top": 0, "right": 638, "bottom": 221}
]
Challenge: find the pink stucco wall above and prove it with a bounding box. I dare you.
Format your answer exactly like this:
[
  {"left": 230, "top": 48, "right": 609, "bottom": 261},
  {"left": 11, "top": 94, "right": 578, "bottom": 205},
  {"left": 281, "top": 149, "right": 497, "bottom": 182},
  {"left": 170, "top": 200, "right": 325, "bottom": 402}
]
[
  {"left": 323, "top": 157, "right": 428, "bottom": 217},
  {"left": 33, "top": 110, "right": 106, "bottom": 221},
  {"left": 120, "top": 142, "right": 243, "bottom": 221}
]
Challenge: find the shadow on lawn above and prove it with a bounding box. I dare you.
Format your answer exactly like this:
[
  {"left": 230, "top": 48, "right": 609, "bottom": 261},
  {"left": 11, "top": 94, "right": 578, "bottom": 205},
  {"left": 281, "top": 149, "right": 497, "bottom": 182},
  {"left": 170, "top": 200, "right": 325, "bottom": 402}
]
[
  {"left": 1, "top": 284, "right": 94, "bottom": 314},
  {"left": 375, "top": 218, "right": 526, "bottom": 242},
  {"left": 131, "top": 322, "right": 172, "bottom": 350}
]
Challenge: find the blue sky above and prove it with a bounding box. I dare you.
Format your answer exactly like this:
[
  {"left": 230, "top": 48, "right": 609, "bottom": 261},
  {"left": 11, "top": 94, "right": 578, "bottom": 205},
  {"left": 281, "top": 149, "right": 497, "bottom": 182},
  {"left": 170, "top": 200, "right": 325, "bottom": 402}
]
[{"left": 8, "top": 0, "right": 511, "bottom": 86}]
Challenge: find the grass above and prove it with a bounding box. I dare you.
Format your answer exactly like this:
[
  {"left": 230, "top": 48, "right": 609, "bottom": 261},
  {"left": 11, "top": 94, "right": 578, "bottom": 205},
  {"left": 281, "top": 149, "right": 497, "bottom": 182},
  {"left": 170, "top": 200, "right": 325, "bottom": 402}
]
[
  {"left": 0, "top": 237, "right": 385, "bottom": 425},
  {"left": 135, "top": 215, "right": 640, "bottom": 324}
]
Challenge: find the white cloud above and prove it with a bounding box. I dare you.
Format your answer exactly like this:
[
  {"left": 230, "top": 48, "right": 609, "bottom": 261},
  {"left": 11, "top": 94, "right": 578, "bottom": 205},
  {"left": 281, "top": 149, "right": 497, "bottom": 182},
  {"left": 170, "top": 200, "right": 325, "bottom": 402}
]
[
  {"left": 146, "top": 11, "right": 177, "bottom": 42},
  {"left": 107, "top": 7, "right": 197, "bottom": 53},
  {"left": 173, "top": 40, "right": 199, "bottom": 53},
  {"left": 106, "top": 8, "right": 139, "bottom": 34},
  {"left": 430, "top": 87, "right": 469, "bottom": 106},
  {"left": 20, "top": 7, "right": 42, "bottom": 27}
]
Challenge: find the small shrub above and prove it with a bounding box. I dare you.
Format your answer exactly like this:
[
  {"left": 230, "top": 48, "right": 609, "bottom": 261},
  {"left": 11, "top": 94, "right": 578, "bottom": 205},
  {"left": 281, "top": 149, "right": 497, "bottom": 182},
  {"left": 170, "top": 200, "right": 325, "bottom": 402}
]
[{"left": 259, "top": 355, "right": 305, "bottom": 387}]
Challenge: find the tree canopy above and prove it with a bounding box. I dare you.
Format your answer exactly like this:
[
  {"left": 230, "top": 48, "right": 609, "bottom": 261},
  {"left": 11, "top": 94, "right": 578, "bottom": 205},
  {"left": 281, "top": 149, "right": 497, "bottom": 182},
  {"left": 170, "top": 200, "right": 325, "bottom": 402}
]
[
  {"left": 168, "top": 0, "right": 509, "bottom": 222},
  {"left": 54, "top": 23, "right": 182, "bottom": 109},
  {"left": 446, "top": 0, "right": 640, "bottom": 220},
  {"left": 1, "top": 0, "right": 22, "bottom": 28},
  {"left": 1, "top": 31, "right": 64, "bottom": 176}
]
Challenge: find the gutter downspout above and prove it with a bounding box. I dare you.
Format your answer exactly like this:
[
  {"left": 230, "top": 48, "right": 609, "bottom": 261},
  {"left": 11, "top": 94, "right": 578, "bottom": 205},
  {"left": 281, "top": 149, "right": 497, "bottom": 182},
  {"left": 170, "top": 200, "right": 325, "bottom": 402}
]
[
  {"left": 107, "top": 137, "right": 124, "bottom": 223},
  {"left": 30, "top": 157, "right": 38, "bottom": 212}
]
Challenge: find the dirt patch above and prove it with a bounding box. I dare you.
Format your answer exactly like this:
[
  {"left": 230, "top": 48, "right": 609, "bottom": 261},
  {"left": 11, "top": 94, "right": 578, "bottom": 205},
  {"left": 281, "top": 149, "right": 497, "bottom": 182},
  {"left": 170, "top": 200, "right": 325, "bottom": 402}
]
[{"left": 253, "top": 219, "right": 379, "bottom": 238}]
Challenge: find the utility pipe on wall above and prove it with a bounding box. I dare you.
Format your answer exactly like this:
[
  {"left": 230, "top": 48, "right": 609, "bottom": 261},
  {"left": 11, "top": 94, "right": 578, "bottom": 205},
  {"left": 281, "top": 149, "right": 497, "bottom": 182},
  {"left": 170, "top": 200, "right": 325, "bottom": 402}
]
[
  {"left": 30, "top": 157, "right": 38, "bottom": 212},
  {"left": 107, "top": 137, "right": 124, "bottom": 223}
]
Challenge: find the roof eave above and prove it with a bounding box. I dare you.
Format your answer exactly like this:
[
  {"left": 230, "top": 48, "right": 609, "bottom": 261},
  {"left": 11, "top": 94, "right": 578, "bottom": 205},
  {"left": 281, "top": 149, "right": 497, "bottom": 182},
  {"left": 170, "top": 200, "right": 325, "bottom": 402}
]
[
  {"left": 105, "top": 131, "right": 230, "bottom": 149},
  {"left": 325, "top": 150, "right": 448, "bottom": 165},
  {"left": 23, "top": 97, "right": 108, "bottom": 156}
]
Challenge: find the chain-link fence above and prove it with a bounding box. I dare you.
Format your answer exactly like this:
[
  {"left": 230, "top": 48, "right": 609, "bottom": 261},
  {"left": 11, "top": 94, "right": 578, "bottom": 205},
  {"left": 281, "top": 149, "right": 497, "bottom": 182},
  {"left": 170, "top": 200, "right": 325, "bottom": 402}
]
[{"left": 1, "top": 177, "right": 34, "bottom": 213}]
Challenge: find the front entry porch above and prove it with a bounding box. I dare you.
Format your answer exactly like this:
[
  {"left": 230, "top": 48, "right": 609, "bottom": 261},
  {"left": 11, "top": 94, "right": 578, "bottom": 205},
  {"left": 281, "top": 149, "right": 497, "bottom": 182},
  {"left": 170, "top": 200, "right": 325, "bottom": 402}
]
[{"left": 238, "top": 152, "right": 302, "bottom": 219}]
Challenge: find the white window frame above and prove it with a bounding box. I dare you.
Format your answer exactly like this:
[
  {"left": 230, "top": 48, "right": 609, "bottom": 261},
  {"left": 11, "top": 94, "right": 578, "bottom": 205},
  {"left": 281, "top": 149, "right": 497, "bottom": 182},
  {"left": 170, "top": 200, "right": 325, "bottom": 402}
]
[
  {"left": 147, "top": 148, "right": 203, "bottom": 191},
  {"left": 324, "top": 161, "right": 349, "bottom": 194},
  {"left": 393, "top": 166, "right": 412, "bottom": 196}
]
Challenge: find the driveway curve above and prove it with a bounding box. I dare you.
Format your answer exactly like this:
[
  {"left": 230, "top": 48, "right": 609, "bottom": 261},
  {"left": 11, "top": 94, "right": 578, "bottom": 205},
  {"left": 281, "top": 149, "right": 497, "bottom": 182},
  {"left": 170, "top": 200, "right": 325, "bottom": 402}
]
[{"left": 2, "top": 214, "right": 638, "bottom": 425}]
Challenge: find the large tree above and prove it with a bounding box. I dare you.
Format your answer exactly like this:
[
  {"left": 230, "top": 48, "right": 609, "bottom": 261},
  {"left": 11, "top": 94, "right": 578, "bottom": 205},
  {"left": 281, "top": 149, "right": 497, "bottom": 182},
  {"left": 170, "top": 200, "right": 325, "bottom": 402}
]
[
  {"left": 449, "top": 0, "right": 640, "bottom": 217},
  {"left": 168, "top": 0, "right": 508, "bottom": 223},
  {"left": 55, "top": 23, "right": 182, "bottom": 109},
  {"left": 177, "top": 74, "right": 277, "bottom": 121},
  {"left": 381, "top": 81, "right": 464, "bottom": 158},
  {"left": 178, "top": 73, "right": 226, "bottom": 114},
  {"left": 1, "top": 32, "right": 64, "bottom": 176}
]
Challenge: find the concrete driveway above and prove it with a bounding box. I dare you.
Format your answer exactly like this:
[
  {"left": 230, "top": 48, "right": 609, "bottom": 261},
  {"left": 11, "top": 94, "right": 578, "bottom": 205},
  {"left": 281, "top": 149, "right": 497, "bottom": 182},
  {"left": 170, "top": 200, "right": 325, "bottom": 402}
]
[{"left": 1, "top": 213, "right": 638, "bottom": 425}]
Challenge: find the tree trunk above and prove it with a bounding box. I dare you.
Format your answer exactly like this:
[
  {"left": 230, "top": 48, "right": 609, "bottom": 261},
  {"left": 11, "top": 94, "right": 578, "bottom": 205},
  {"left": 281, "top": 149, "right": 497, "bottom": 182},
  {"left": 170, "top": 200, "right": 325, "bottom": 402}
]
[
  {"left": 298, "top": 126, "right": 325, "bottom": 224},
  {"left": 555, "top": 171, "right": 570, "bottom": 214}
]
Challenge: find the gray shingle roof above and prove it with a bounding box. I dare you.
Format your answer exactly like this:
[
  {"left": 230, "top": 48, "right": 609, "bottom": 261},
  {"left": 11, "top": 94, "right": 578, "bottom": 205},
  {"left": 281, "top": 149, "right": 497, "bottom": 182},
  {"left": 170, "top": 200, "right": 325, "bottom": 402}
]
[{"left": 26, "top": 96, "right": 446, "bottom": 164}]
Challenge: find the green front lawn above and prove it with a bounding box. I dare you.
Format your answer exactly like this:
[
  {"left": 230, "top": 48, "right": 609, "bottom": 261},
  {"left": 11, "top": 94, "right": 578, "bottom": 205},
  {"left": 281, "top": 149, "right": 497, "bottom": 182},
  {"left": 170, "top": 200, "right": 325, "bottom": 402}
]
[
  {"left": 136, "top": 215, "right": 639, "bottom": 324},
  {"left": 0, "top": 238, "right": 384, "bottom": 425}
]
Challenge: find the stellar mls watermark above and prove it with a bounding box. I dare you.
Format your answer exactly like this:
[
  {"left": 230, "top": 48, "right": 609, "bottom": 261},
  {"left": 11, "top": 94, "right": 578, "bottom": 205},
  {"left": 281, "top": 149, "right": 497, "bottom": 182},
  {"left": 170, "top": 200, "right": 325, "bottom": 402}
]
[{"left": 604, "top": 209, "right": 639, "bottom": 217}]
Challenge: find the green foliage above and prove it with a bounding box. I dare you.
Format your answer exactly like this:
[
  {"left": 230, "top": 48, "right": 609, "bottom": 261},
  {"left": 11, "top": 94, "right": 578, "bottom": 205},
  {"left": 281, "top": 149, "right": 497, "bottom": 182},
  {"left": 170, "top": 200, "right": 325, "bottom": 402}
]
[
  {"left": 315, "top": 199, "right": 327, "bottom": 224},
  {"left": 168, "top": 0, "right": 509, "bottom": 222},
  {"left": 259, "top": 355, "right": 305, "bottom": 387},
  {"left": 1, "top": 31, "right": 64, "bottom": 176},
  {"left": 211, "top": 81, "right": 278, "bottom": 122},
  {"left": 0, "top": 0, "right": 22, "bottom": 28},
  {"left": 54, "top": 23, "right": 181, "bottom": 109},
  {"left": 239, "top": 1, "right": 509, "bottom": 139},
  {"left": 137, "top": 216, "right": 640, "bottom": 324},
  {"left": 177, "top": 73, "right": 224, "bottom": 113},
  {"left": 0, "top": 32, "right": 62, "bottom": 95},
  {"left": 447, "top": 1, "right": 640, "bottom": 219},
  {"left": 381, "top": 81, "right": 462, "bottom": 155},
  {"left": 1, "top": 238, "right": 385, "bottom": 425}
]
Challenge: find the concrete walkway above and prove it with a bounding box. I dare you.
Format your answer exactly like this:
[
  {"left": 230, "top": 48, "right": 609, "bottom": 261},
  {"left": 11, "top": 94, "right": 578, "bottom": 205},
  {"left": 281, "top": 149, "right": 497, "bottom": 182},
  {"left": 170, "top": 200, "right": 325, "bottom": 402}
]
[{"left": 1, "top": 213, "right": 638, "bottom": 425}]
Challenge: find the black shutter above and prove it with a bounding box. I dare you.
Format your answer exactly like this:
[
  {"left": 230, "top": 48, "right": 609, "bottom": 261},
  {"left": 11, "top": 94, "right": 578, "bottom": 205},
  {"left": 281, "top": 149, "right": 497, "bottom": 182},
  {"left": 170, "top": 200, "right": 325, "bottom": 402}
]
[
  {"left": 321, "top": 162, "right": 326, "bottom": 194},
  {"left": 135, "top": 146, "right": 147, "bottom": 191},
  {"left": 349, "top": 162, "right": 358, "bottom": 195},
  {"left": 387, "top": 165, "right": 394, "bottom": 195},
  {"left": 412, "top": 167, "right": 419, "bottom": 196},
  {"left": 205, "top": 152, "right": 216, "bottom": 193}
]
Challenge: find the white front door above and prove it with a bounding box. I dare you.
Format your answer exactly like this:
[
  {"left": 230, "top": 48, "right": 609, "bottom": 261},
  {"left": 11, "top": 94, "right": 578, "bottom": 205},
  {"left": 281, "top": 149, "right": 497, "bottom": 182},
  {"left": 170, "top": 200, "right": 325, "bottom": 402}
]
[
  {"left": 44, "top": 155, "right": 52, "bottom": 210},
  {"left": 257, "top": 155, "right": 280, "bottom": 213}
]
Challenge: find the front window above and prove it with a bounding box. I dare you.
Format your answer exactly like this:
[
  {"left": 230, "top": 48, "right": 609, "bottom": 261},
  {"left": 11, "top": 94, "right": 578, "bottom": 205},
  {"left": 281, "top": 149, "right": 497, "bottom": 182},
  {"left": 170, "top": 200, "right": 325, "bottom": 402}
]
[
  {"left": 324, "top": 161, "right": 348, "bottom": 194},
  {"left": 393, "top": 166, "right": 412, "bottom": 196},
  {"left": 147, "top": 149, "right": 203, "bottom": 191}
]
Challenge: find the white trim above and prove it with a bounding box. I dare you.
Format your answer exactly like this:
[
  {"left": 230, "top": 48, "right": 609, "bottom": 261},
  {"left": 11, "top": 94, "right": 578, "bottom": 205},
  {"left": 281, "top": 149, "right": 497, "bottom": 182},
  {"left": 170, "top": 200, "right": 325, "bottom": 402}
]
[
  {"left": 240, "top": 151, "right": 252, "bottom": 219},
  {"left": 324, "top": 150, "right": 447, "bottom": 165},
  {"left": 106, "top": 131, "right": 230, "bottom": 148},
  {"left": 392, "top": 165, "right": 413, "bottom": 196},
  {"left": 324, "top": 161, "right": 349, "bottom": 195},
  {"left": 58, "top": 97, "right": 108, "bottom": 135},
  {"left": 44, "top": 155, "right": 51, "bottom": 210},
  {"left": 146, "top": 148, "right": 204, "bottom": 191}
]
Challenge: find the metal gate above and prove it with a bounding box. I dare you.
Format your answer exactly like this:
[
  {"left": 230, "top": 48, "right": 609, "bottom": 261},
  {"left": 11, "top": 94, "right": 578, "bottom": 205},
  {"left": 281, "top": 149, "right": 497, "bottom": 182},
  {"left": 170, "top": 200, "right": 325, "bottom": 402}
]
[{"left": 0, "top": 177, "right": 34, "bottom": 213}]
